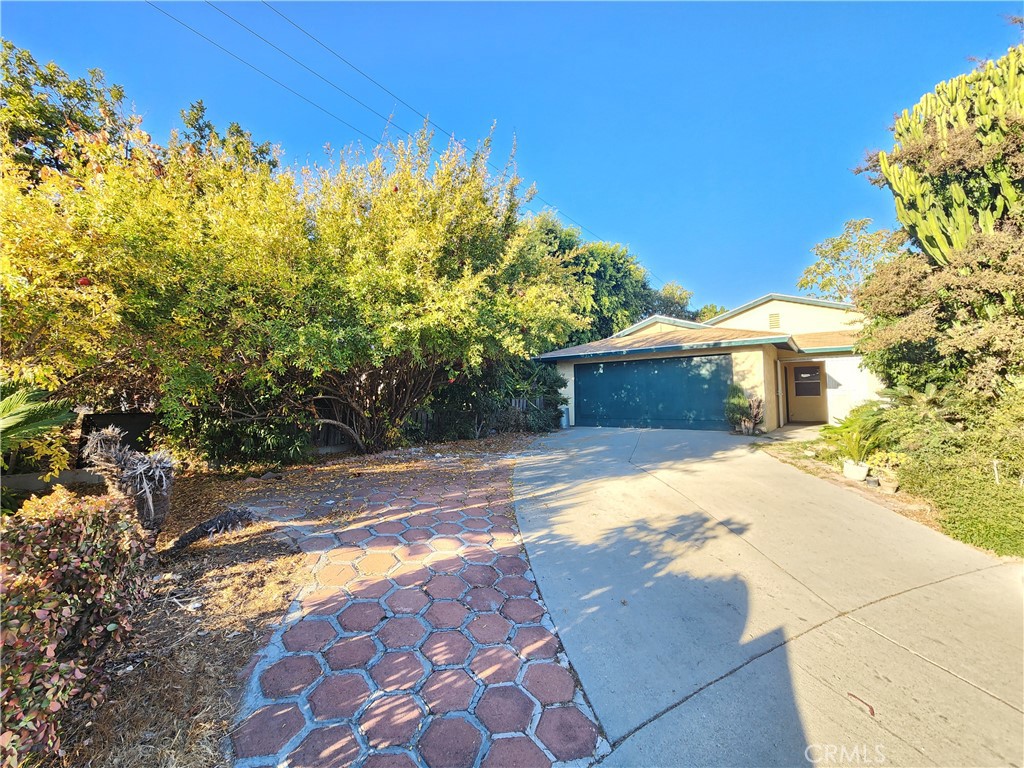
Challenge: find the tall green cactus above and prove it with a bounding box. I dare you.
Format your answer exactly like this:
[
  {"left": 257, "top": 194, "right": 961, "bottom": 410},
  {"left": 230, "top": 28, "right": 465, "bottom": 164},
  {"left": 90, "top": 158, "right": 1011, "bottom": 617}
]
[{"left": 877, "top": 45, "right": 1024, "bottom": 268}]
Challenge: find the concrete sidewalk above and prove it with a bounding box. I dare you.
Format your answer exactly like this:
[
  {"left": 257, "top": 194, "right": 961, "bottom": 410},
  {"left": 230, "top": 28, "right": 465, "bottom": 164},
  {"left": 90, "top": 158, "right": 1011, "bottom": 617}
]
[{"left": 513, "top": 428, "right": 1023, "bottom": 767}]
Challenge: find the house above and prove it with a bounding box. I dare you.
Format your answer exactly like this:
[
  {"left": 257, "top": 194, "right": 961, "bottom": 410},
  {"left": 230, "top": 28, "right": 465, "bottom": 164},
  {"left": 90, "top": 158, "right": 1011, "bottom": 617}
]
[{"left": 536, "top": 293, "right": 884, "bottom": 432}]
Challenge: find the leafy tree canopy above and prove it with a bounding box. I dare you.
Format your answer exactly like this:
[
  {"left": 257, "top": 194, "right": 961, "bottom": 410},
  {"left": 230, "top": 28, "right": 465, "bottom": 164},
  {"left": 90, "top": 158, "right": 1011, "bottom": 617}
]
[{"left": 798, "top": 218, "right": 905, "bottom": 303}]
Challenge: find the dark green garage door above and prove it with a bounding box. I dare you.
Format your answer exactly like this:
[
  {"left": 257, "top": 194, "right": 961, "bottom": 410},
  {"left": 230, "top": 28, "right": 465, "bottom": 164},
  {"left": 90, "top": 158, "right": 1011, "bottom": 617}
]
[{"left": 574, "top": 355, "right": 733, "bottom": 430}]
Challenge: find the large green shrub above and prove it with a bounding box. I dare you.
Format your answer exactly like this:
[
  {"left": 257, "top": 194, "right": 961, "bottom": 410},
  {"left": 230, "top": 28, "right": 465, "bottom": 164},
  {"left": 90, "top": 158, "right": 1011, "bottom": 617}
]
[{"left": 0, "top": 488, "right": 150, "bottom": 765}]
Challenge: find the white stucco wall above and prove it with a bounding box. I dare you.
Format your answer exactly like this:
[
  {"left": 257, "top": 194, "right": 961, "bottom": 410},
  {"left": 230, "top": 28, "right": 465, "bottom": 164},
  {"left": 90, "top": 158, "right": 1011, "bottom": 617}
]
[{"left": 823, "top": 355, "right": 885, "bottom": 423}]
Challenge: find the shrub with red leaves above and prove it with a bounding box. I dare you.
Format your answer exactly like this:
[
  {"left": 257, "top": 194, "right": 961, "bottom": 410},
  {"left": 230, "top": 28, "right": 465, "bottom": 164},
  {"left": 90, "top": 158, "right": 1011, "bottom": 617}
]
[{"left": 0, "top": 487, "right": 150, "bottom": 765}]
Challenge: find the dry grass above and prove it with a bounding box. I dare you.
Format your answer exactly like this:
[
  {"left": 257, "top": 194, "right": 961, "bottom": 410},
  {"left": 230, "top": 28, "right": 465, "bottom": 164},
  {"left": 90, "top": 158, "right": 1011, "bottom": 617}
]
[
  {"left": 49, "top": 474, "right": 307, "bottom": 768},
  {"left": 47, "top": 432, "right": 539, "bottom": 768}
]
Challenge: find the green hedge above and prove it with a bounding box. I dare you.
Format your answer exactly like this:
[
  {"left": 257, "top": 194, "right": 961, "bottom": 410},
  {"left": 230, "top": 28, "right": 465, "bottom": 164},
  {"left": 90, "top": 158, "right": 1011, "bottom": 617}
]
[{"left": 0, "top": 488, "right": 151, "bottom": 765}]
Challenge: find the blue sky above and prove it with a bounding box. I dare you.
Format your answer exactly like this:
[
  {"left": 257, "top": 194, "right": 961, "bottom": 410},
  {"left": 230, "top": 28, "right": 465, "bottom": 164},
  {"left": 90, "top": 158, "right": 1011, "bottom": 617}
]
[{"left": 3, "top": 2, "right": 1019, "bottom": 307}]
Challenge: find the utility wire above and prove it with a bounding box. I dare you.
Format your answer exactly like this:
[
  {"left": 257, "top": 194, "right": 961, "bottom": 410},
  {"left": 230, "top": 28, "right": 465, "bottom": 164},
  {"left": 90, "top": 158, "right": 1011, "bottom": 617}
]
[
  {"left": 148, "top": 0, "right": 614, "bottom": 247},
  {"left": 258, "top": 0, "right": 605, "bottom": 241},
  {"left": 205, "top": 1, "right": 414, "bottom": 139},
  {"left": 145, "top": 2, "right": 384, "bottom": 146}
]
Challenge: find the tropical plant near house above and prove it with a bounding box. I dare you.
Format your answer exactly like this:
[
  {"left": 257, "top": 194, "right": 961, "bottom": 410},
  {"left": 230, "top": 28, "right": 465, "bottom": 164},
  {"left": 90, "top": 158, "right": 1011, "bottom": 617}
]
[
  {"left": 723, "top": 384, "right": 764, "bottom": 434},
  {"left": 858, "top": 44, "right": 1024, "bottom": 394}
]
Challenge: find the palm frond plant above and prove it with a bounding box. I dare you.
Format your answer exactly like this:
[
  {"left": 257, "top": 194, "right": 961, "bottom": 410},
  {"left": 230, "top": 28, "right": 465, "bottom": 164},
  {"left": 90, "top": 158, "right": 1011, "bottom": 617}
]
[{"left": 0, "top": 380, "right": 74, "bottom": 482}]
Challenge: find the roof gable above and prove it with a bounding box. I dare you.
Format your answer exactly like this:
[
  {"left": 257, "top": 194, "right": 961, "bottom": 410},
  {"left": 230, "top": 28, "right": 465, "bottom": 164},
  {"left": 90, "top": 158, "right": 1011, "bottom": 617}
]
[
  {"left": 705, "top": 294, "right": 854, "bottom": 325},
  {"left": 612, "top": 315, "right": 711, "bottom": 338}
]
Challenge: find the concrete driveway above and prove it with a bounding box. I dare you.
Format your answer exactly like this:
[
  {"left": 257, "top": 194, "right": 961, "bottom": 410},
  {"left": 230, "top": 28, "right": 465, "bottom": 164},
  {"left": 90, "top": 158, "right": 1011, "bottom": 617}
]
[{"left": 513, "top": 428, "right": 1023, "bottom": 768}]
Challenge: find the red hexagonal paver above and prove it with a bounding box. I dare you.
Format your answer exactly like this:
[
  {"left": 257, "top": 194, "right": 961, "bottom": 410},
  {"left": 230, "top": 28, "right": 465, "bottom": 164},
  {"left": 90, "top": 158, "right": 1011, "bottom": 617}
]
[
  {"left": 391, "top": 563, "right": 431, "bottom": 587},
  {"left": 475, "top": 685, "right": 535, "bottom": 734},
  {"left": 425, "top": 574, "right": 468, "bottom": 599},
  {"left": 402, "top": 527, "right": 433, "bottom": 542},
  {"left": 379, "top": 617, "right": 429, "bottom": 649},
  {"left": 512, "top": 626, "right": 558, "bottom": 660},
  {"left": 432, "top": 536, "right": 464, "bottom": 551},
  {"left": 260, "top": 654, "right": 321, "bottom": 698},
  {"left": 461, "top": 564, "right": 499, "bottom": 587},
  {"left": 433, "top": 522, "right": 464, "bottom": 535},
  {"left": 407, "top": 514, "right": 435, "bottom": 527},
  {"left": 385, "top": 587, "right": 429, "bottom": 614},
  {"left": 421, "top": 668, "right": 477, "bottom": 714},
  {"left": 461, "top": 545, "right": 499, "bottom": 565},
  {"left": 501, "top": 598, "right": 544, "bottom": 625},
  {"left": 470, "top": 646, "right": 521, "bottom": 684},
  {"left": 309, "top": 673, "right": 371, "bottom": 720},
  {"left": 327, "top": 545, "right": 366, "bottom": 563},
  {"left": 373, "top": 521, "right": 406, "bottom": 535},
  {"left": 461, "top": 517, "right": 492, "bottom": 530},
  {"left": 523, "top": 663, "right": 576, "bottom": 705},
  {"left": 359, "top": 552, "right": 399, "bottom": 575},
  {"left": 418, "top": 717, "right": 483, "bottom": 768},
  {"left": 466, "top": 614, "right": 512, "bottom": 644},
  {"left": 424, "top": 601, "right": 470, "bottom": 630},
  {"left": 482, "top": 736, "right": 552, "bottom": 768},
  {"left": 317, "top": 562, "right": 358, "bottom": 587},
  {"left": 364, "top": 754, "right": 418, "bottom": 768},
  {"left": 339, "top": 528, "right": 372, "bottom": 544},
  {"left": 464, "top": 587, "right": 505, "bottom": 612},
  {"left": 299, "top": 535, "right": 337, "bottom": 553},
  {"left": 339, "top": 602, "right": 385, "bottom": 632},
  {"left": 285, "top": 724, "right": 361, "bottom": 768},
  {"left": 325, "top": 634, "right": 377, "bottom": 670},
  {"left": 495, "top": 575, "right": 534, "bottom": 598},
  {"left": 365, "top": 534, "right": 403, "bottom": 550},
  {"left": 421, "top": 631, "right": 473, "bottom": 666},
  {"left": 232, "top": 703, "right": 305, "bottom": 758},
  {"left": 536, "top": 706, "right": 598, "bottom": 761},
  {"left": 395, "top": 543, "right": 433, "bottom": 561},
  {"left": 370, "top": 651, "right": 427, "bottom": 690},
  {"left": 302, "top": 589, "right": 348, "bottom": 616},
  {"left": 494, "top": 557, "right": 527, "bottom": 576},
  {"left": 359, "top": 693, "right": 424, "bottom": 748},
  {"left": 348, "top": 578, "right": 393, "bottom": 599},
  {"left": 282, "top": 619, "right": 337, "bottom": 652}
]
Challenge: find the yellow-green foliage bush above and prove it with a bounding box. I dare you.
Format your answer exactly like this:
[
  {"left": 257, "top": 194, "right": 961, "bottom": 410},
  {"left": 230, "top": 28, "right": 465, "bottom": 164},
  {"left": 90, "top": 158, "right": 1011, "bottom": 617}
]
[{"left": 0, "top": 488, "right": 150, "bottom": 765}]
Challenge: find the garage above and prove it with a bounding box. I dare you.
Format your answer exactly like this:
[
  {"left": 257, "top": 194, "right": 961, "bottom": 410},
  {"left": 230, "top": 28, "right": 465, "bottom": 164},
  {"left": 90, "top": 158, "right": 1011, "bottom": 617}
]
[{"left": 574, "top": 354, "right": 733, "bottom": 430}]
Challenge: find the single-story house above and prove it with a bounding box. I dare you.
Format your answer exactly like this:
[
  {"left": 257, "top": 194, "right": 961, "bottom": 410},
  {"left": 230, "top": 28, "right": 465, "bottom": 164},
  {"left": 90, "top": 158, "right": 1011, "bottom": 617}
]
[{"left": 537, "top": 293, "right": 884, "bottom": 432}]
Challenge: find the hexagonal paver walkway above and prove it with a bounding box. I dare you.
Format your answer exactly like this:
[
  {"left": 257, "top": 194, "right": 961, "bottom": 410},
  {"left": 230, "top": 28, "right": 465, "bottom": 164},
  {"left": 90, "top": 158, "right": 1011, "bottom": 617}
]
[{"left": 232, "top": 449, "right": 606, "bottom": 767}]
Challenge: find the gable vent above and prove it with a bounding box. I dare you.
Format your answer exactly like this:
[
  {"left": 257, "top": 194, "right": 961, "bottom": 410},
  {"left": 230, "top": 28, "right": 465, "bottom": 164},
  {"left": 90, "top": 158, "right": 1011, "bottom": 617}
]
[{"left": 768, "top": 313, "right": 781, "bottom": 330}]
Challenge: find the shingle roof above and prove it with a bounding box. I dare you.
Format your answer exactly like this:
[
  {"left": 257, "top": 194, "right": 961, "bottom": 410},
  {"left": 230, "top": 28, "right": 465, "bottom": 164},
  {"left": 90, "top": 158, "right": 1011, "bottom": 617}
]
[
  {"left": 791, "top": 330, "right": 859, "bottom": 352},
  {"left": 536, "top": 326, "right": 793, "bottom": 361}
]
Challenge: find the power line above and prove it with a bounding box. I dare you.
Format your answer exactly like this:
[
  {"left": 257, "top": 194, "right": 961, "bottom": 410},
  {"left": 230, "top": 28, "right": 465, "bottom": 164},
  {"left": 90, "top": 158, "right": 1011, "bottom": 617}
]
[
  {"left": 145, "top": 2, "right": 384, "bottom": 146},
  {"left": 258, "top": 1, "right": 605, "bottom": 241},
  {"left": 205, "top": 1, "right": 414, "bottom": 139},
  {"left": 261, "top": 0, "right": 451, "bottom": 137},
  {"left": 149, "top": 1, "right": 610, "bottom": 244}
]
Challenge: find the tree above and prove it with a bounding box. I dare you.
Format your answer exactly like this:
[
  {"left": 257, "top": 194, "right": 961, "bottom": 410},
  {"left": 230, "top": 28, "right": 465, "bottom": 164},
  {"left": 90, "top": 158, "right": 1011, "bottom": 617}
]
[
  {"left": 0, "top": 40, "right": 128, "bottom": 179},
  {"left": 857, "top": 45, "right": 1024, "bottom": 395},
  {"left": 566, "top": 241, "right": 652, "bottom": 344},
  {"left": 695, "top": 303, "right": 727, "bottom": 322},
  {"left": 649, "top": 281, "right": 695, "bottom": 319},
  {"left": 300, "top": 131, "right": 586, "bottom": 452},
  {"left": 798, "top": 218, "right": 905, "bottom": 302}
]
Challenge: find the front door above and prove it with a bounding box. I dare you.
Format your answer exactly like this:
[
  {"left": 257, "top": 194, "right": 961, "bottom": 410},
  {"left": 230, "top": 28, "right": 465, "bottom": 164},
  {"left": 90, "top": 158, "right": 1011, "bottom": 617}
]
[{"left": 786, "top": 362, "right": 827, "bottom": 422}]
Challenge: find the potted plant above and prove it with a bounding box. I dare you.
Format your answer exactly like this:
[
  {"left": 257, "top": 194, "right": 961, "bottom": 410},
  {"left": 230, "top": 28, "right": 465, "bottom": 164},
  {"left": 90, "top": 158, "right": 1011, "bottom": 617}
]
[
  {"left": 723, "top": 386, "right": 765, "bottom": 435},
  {"left": 822, "top": 420, "right": 880, "bottom": 482},
  {"left": 868, "top": 451, "right": 906, "bottom": 494}
]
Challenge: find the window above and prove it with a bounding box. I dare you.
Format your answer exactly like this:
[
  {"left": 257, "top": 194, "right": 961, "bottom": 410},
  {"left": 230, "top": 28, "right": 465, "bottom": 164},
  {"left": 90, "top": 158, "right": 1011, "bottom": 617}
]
[
  {"left": 768, "top": 313, "right": 781, "bottom": 330},
  {"left": 793, "top": 366, "right": 821, "bottom": 397}
]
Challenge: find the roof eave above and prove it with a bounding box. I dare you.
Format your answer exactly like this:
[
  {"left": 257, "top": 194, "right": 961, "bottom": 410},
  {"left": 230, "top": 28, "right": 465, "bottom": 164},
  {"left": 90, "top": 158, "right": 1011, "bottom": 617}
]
[{"left": 536, "top": 336, "right": 795, "bottom": 362}]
